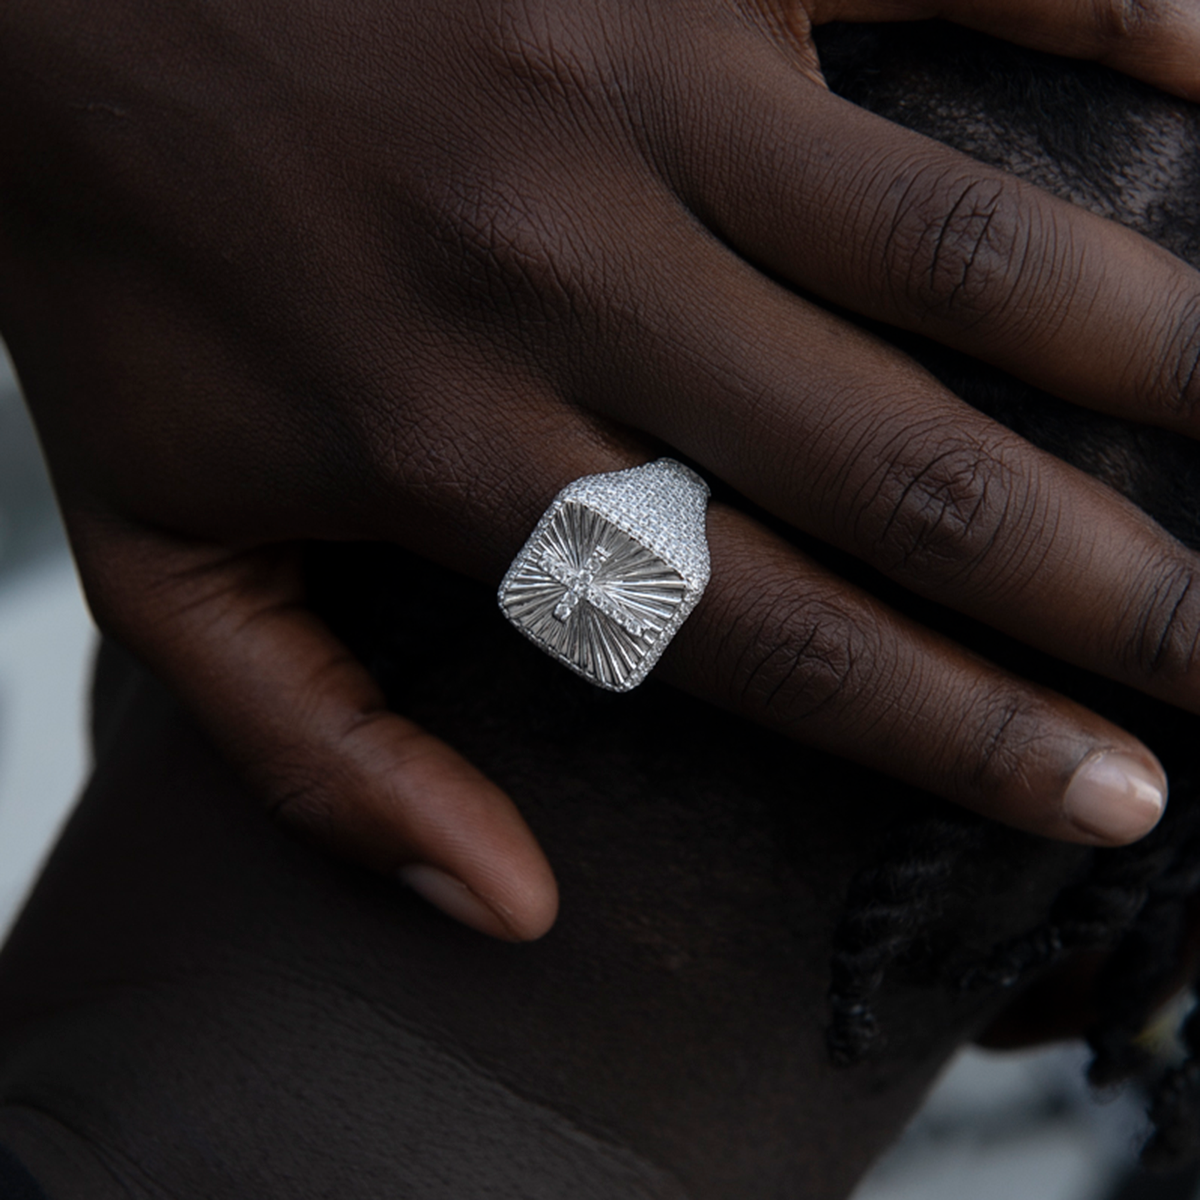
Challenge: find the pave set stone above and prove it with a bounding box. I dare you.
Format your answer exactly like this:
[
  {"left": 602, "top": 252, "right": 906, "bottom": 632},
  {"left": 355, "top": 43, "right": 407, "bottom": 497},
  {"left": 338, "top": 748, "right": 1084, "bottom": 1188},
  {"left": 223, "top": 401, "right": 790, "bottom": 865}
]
[{"left": 498, "top": 459, "right": 711, "bottom": 692}]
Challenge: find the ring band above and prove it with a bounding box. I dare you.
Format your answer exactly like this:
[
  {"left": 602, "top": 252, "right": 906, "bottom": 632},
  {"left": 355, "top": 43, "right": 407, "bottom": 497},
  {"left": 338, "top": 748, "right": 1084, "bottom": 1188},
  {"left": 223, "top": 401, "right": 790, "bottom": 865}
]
[{"left": 498, "top": 458, "right": 711, "bottom": 692}]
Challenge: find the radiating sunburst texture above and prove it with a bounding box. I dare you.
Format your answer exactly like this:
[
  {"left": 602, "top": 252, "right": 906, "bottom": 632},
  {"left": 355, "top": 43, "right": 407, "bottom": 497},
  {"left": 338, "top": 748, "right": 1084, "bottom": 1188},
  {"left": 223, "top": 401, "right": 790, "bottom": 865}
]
[{"left": 501, "top": 501, "right": 686, "bottom": 689}]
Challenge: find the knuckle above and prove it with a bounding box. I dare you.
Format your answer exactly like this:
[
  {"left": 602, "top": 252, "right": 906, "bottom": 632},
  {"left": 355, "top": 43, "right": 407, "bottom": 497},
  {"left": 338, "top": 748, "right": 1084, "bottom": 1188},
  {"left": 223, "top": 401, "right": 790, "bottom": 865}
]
[
  {"left": 857, "top": 431, "right": 1025, "bottom": 596},
  {"left": 263, "top": 765, "right": 341, "bottom": 840},
  {"left": 963, "top": 689, "right": 1047, "bottom": 799},
  {"left": 1124, "top": 558, "right": 1200, "bottom": 684},
  {"left": 1092, "top": 0, "right": 1160, "bottom": 42},
  {"left": 1154, "top": 292, "right": 1200, "bottom": 424},
  {"left": 728, "top": 585, "right": 875, "bottom": 727},
  {"left": 489, "top": 0, "right": 618, "bottom": 106},
  {"left": 415, "top": 168, "right": 596, "bottom": 336},
  {"left": 882, "top": 170, "right": 1031, "bottom": 330},
  {"left": 433, "top": 181, "right": 564, "bottom": 305}
]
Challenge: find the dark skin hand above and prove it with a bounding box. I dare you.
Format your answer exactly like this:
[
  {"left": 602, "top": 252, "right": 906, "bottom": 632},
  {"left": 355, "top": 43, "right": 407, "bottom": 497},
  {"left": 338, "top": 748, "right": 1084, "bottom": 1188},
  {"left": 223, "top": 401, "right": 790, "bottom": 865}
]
[{"left": 2, "top": 0, "right": 1200, "bottom": 940}]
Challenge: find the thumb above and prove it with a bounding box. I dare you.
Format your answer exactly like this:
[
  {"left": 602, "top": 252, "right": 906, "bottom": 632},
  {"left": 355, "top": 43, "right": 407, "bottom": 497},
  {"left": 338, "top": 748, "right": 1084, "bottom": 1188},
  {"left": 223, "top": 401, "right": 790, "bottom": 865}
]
[{"left": 76, "top": 518, "right": 558, "bottom": 941}]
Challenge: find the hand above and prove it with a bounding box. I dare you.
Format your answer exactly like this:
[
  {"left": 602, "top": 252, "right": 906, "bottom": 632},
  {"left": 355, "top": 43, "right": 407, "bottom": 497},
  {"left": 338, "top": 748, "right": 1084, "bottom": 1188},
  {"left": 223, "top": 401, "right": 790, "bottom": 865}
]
[{"left": 2, "top": 0, "right": 1199, "bottom": 939}]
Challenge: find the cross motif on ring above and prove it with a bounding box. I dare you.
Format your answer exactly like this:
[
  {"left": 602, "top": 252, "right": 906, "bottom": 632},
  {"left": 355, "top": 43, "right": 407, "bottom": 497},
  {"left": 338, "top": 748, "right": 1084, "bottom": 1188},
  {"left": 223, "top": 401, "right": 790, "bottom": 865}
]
[{"left": 539, "top": 544, "right": 647, "bottom": 638}]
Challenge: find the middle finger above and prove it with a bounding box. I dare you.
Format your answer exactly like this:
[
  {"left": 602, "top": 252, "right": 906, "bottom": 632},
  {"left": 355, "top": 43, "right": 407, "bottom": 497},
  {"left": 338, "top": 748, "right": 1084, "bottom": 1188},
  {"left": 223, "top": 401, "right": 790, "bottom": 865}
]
[
  {"left": 667, "top": 36, "right": 1200, "bottom": 434},
  {"left": 577, "top": 201, "right": 1200, "bottom": 715}
]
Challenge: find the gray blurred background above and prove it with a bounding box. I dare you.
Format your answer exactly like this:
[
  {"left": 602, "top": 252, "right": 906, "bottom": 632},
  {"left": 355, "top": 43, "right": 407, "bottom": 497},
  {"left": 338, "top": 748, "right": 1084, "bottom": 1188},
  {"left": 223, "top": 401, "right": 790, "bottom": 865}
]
[
  {"left": 0, "top": 347, "right": 91, "bottom": 943},
  {"left": 0, "top": 347, "right": 1183, "bottom": 1198}
]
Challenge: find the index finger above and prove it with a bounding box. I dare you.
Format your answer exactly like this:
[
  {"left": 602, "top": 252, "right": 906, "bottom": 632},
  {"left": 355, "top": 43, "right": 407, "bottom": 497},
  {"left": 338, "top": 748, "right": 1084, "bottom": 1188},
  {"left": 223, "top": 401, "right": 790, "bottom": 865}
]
[{"left": 678, "top": 49, "right": 1200, "bottom": 434}]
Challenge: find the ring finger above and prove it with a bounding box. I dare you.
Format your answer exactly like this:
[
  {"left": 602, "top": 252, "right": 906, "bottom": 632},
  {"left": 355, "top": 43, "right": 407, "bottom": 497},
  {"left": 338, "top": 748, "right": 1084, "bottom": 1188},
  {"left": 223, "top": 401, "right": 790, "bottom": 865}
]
[{"left": 358, "top": 357, "right": 1174, "bottom": 847}]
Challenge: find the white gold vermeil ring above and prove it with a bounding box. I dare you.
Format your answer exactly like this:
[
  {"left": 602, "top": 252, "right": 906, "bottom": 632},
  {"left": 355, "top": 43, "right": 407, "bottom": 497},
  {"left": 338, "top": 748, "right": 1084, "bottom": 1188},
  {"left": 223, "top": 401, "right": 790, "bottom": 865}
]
[{"left": 497, "top": 459, "right": 712, "bottom": 692}]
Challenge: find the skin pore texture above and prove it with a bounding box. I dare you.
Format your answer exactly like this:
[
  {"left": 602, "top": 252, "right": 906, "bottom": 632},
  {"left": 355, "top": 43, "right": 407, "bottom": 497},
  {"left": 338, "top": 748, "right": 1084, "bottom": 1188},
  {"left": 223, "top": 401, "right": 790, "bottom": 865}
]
[{"left": 0, "top": 20, "right": 1198, "bottom": 1200}]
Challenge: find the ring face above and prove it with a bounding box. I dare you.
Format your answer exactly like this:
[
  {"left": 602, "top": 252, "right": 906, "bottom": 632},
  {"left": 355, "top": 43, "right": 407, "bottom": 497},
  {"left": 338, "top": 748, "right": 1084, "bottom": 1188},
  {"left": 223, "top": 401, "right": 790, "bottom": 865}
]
[{"left": 498, "top": 459, "right": 711, "bottom": 691}]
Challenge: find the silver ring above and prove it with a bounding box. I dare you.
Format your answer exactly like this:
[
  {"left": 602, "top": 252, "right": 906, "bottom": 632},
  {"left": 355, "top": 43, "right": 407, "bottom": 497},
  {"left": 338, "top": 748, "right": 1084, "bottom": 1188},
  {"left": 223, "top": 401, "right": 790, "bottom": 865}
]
[{"left": 498, "top": 458, "right": 711, "bottom": 692}]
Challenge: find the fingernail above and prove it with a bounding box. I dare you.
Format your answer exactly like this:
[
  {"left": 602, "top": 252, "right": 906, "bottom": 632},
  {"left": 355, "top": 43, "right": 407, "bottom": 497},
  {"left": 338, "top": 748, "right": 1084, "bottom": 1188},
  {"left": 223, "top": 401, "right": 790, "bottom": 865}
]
[
  {"left": 1062, "top": 752, "right": 1167, "bottom": 843},
  {"left": 397, "top": 864, "right": 518, "bottom": 940}
]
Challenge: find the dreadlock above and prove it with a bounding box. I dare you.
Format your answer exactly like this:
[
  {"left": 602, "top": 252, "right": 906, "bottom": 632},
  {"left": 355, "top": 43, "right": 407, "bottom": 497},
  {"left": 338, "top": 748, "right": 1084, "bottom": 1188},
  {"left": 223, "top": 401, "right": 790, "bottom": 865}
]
[
  {"left": 817, "top": 20, "right": 1200, "bottom": 1168},
  {"left": 826, "top": 814, "right": 988, "bottom": 1066},
  {"left": 826, "top": 797, "right": 1200, "bottom": 1163}
]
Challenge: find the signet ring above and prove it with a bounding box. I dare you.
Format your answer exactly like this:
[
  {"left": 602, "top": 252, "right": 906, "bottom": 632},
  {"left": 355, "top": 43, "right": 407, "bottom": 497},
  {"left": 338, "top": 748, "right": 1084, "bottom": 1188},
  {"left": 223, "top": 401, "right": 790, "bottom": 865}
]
[{"left": 497, "top": 459, "right": 711, "bottom": 692}]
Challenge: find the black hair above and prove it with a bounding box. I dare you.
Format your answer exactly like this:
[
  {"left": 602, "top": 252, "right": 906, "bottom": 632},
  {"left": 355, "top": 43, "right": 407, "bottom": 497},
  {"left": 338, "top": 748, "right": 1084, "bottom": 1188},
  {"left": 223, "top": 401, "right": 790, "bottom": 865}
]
[{"left": 814, "top": 20, "right": 1200, "bottom": 1169}]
